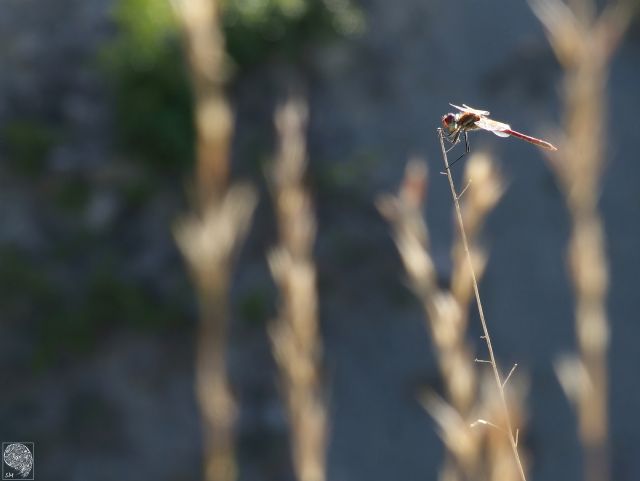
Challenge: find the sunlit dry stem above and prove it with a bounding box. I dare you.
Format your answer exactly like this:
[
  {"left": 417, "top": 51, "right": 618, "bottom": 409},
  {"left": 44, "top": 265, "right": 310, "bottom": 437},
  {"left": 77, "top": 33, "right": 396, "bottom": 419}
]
[
  {"left": 531, "top": 1, "right": 633, "bottom": 480},
  {"left": 172, "top": 2, "right": 256, "bottom": 481},
  {"left": 174, "top": 185, "right": 257, "bottom": 481},
  {"left": 457, "top": 180, "right": 473, "bottom": 200},
  {"left": 438, "top": 128, "right": 527, "bottom": 481},
  {"left": 470, "top": 419, "right": 504, "bottom": 432},
  {"left": 378, "top": 155, "right": 525, "bottom": 481},
  {"left": 503, "top": 364, "right": 519, "bottom": 388},
  {"left": 379, "top": 159, "right": 479, "bottom": 480},
  {"left": 171, "top": 0, "right": 232, "bottom": 202},
  {"left": 268, "top": 93, "right": 327, "bottom": 481}
]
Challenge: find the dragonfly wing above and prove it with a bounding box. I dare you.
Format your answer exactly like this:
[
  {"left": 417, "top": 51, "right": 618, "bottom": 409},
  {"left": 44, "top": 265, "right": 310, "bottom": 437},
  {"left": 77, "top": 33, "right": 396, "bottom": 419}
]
[
  {"left": 450, "top": 103, "right": 491, "bottom": 116},
  {"left": 474, "top": 117, "right": 511, "bottom": 137},
  {"left": 490, "top": 130, "right": 510, "bottom": 138},
  {"left": 461, "top": 104, "right": 490, "bottom": 116}
]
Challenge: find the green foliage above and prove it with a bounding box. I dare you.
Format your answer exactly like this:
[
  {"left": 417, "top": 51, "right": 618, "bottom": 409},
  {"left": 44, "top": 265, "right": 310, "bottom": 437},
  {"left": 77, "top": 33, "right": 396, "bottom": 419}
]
[
  {"left": 0, "top": 249, "right": 59, "bottom": 321},
  {"left": 53, "top": 177, "right": 91, "bottom": 212},
  {"left": 109, "top": 0, "right": 177, "bottom": 68},
  {"left": 108, "top": 53, "right": 194, "bottom": 171},
  {"left": 83, "top": 266, "right": 182, "bottom": 330},
  {"left": 0, "top": 249, "right": 88, "bottom": 365},
  {"left": 315, "top": 150, "right": 381, "bottom": 197},
  {"left": 3, "top": 120, "right": 57, "bottom": 177},
  {"left": 121, "top": 178, "right": 155, "bottom": 207},
  {"left": 100, "top": 0, "right": 193, "bottom": 171},
  {"left": 0, "top": 247, "right": 183, "bottom": 366},
  {"left": 238, "top": 287, "right": 272, "bottom": 326},
  {"left": 101, "top": 0, "right": 363, "bottom": 170},
  {"left": 223, "top": 0, "right": 364, "bottom": 68}
]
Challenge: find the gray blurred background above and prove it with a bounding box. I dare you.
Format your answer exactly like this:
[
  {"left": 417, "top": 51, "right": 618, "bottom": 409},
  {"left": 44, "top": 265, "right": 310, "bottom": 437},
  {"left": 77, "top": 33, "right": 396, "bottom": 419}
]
[{"left": 0, "top": 0, "right": 639, "bottom": 480}]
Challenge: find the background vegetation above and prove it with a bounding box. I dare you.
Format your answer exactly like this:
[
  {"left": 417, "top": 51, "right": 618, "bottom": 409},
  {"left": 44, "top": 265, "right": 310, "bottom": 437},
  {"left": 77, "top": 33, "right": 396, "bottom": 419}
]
[{"left": 0, "top": 0, "right": 637, "bottom": 480}]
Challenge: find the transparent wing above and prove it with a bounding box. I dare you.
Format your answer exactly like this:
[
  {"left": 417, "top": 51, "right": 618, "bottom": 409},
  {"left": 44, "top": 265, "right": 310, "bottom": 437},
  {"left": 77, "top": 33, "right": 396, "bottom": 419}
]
[
  {"left": 462, "top": 104, "right": 491, "bottom": 116},
  {"left": 474, "top": 117, "right": 511, "bottom": 137},
  {"left": 450, "top": 103, "right": 490, "bottom": 116}
]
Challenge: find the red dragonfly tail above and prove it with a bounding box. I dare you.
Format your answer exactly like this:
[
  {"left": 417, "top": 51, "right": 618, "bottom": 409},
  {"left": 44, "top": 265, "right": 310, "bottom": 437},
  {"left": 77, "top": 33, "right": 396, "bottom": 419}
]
[{"left": 504, "top": 129, "right": 557, "bottom": 151}]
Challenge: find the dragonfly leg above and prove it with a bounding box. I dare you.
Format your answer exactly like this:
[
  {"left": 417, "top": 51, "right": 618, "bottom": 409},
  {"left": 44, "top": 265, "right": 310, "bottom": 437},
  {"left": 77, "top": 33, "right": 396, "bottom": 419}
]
[
  {"left": 445, "top": 130, "right": 460, "bottom": 153},
  {"left": 447, "top": 152, "right": 467, "bottom": 170},
  {"left": 445, "top": 131, "right": 469, "bottom": 170}
]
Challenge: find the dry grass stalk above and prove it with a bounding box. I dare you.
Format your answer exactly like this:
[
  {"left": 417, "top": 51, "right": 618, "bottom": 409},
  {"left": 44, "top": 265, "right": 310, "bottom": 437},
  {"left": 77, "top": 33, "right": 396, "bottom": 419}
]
[
  {"left": 450, "top": 158, "right": 528, "bottom": 481},
  {"left": 268, "top": 94, "right": 327, "bottom": 481},
  {"left": 480, "top": 371, "right": 528, "bottom": 481},
  {"left": 438, "top": 132, "right": 527, "bottom": 481},
  {"left": 532, "top": 1, "right": 633, "bottom": 480},
  {"left": 378, "top": 154, "right": 525, "bottom": 481},
  {"left": 175, "top": 186, "right": 257, "bottom": 481},
  {"left": 172, "top": 1, "right": 257, "bottom": 481},
  {"left": 172, "top": 0, "right": 232, "bottom": 203},
  {"left": 378, "top": 159, "right": 476, "bottom": 414}
]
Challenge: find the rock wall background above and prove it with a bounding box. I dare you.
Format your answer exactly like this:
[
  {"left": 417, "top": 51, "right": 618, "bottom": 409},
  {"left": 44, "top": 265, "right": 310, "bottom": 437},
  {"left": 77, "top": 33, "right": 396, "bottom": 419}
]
[{"left": 1, "top": 0, "right": 639, "bottom": 480}]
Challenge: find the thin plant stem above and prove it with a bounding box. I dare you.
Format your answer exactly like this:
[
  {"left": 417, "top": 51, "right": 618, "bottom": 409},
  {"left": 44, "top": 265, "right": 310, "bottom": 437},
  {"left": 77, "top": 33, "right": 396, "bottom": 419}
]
[
  {"left": 268, "top": 93, "right": 327, "bottom": 481},
  {"left": 438, "top": 129, "right": 527, "bottom": 481},
  {"left": 171, "top": 2, "right": 257, "bottom": 480}
]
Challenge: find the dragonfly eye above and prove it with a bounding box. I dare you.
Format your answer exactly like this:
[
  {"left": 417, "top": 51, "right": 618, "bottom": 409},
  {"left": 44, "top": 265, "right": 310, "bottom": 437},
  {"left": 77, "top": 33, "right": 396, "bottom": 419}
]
[{"left": 441, "top": 113, "right": 457, "bottom": 132}]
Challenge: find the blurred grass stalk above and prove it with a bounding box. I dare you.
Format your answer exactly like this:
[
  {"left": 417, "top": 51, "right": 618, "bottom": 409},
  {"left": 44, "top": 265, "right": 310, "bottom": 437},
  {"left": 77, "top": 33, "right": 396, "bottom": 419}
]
[
  {"left": 172, "top": 0, "right": 232, "bottom": 201},
  {"left": 378, "top": 155, "right": 527, "bottom": 481},
  {"left": 172, "top": 1, "right": 257, "bottom": 481},
  {"left": 532, "top": 1, "right": 632, "bottom": 480},
  {"left": 268, "top": 93, "right": 327, "bottom": 481}
]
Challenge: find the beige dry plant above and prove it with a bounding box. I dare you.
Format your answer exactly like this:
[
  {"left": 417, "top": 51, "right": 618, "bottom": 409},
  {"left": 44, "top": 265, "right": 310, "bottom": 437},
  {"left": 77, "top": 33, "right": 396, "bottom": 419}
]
[
  {"left": 172, "top": 1, "right": 257, "bottom": 481},
  {"left": 378, "top": 154, "right": 527, "bottom": 481},
  {"left": 268, "top": 94, "right": 327, "bottom": 481},
  {"left": 172, "top": 0, "right": 232, "bottom": 202},
  {"left": 532, "top": 1, "right": 634, "bottom": 480},
  {"left": 174, "top": 187, "right": 256, "bottom": 481},
  {"left": 439, "top": 135, "right": 528, "bottom": 481}
]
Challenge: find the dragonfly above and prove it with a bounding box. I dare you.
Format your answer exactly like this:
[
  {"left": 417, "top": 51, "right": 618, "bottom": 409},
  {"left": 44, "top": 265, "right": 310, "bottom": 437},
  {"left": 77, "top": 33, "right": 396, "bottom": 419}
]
[{"left": 441, "top": 104, "right": 558, "bottom": 153}]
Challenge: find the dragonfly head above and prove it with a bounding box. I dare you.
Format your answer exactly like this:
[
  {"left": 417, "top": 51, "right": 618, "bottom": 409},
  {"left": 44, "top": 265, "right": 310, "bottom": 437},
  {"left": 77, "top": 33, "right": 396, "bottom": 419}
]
[{"left": 441, "top": 113, "right": 458, "bottom": 134}]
